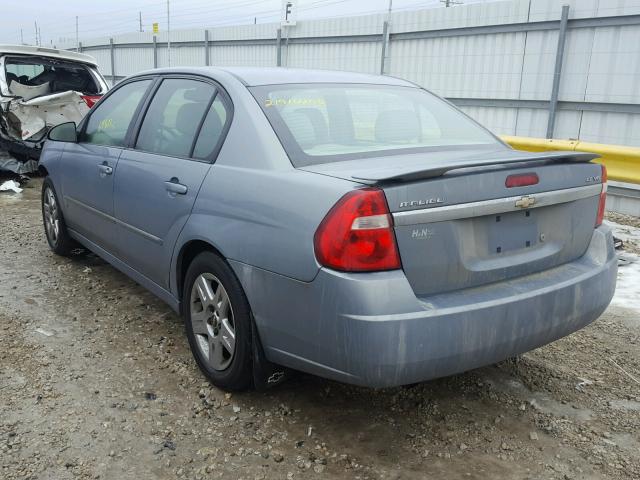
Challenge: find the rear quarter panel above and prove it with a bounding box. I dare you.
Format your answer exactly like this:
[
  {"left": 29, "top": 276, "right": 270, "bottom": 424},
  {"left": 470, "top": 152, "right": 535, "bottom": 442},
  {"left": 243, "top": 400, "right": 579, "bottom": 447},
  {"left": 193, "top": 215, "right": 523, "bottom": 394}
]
[{"left": 176, "top": 165, "right": 354, "bottom": 284}]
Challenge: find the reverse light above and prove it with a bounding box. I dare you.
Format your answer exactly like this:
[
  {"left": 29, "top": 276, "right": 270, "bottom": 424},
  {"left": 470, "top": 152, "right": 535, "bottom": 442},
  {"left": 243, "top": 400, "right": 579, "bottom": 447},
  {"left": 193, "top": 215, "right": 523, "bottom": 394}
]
[
  {"left": 505, "top": 172, "right": 539, "bottom": 188},
  {"left": 314, "top": 188, "right": 401, "bottom": 272},
  {"left": 81, "top": 95, "right": 101, "bottom": 108},
  {"left": 596, "top": 164, "right": 607, "bottom": 227}
]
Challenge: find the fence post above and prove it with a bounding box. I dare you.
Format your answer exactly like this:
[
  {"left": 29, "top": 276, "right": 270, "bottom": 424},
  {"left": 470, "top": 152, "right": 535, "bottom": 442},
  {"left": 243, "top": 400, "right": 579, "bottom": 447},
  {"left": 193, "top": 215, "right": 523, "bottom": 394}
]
[
  {"left": 547, "top": 4, "right": 569, "bottom": 139},
  {"left": 153, "top": 35, "right": 158, "bottom": 68},
  {"left": 109, "top": 38, "right": 115, "bottom": 86},
  {"left": 204, "top": 30, "right": 210, "bottom": 66},
  {"left": 380, "top": 20, "right": 389, "bottom": 75},
  {"left": 276, "top": 28, "right": 282, "bottom": 66}
]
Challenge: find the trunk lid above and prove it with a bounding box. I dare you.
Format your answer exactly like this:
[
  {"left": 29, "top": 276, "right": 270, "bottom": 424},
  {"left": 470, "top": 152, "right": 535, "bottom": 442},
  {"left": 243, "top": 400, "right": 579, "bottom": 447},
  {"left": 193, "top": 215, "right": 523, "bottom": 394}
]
[{"left": 302, "top": 147, "right": 604, "bottom": 296}]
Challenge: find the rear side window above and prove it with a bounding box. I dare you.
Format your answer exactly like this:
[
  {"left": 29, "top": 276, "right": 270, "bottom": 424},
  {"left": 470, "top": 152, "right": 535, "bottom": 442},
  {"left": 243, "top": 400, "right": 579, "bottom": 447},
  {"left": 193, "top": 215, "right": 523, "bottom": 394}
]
[
  {"left": 136, "top": 78, "right": 215, "bottom": 158},
  {"left": 83, "top": 80, "right": 151, "bottom": 147},
  {"left": 192, "top": 96, "right": 229, "bottom": 160}
]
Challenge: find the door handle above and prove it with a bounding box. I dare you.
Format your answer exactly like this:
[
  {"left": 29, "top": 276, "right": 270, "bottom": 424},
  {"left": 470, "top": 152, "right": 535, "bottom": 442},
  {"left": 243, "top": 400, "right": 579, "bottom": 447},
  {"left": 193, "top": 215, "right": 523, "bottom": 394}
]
[
  {"left": 98, "top": 162, "right": 113, "bottom": 176},
  {"left": 164, "top": 179, "right": 188, "bottom": 195}
]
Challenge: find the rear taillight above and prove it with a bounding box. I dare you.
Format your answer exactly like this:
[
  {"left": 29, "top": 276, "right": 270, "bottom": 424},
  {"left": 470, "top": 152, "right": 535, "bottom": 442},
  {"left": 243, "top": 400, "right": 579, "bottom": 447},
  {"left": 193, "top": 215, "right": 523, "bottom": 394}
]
[
  {"left": 596, "top": 164, "right": 607, "bottom": 227},
  {"left": 505, "top": 172, "right": 539, "bottom": 188},
  {"left": 314, "top": 188, "right": 401, "bottom": 272},
  {"left": 81, "top": 95, "right": 101, "bottom": 108}
]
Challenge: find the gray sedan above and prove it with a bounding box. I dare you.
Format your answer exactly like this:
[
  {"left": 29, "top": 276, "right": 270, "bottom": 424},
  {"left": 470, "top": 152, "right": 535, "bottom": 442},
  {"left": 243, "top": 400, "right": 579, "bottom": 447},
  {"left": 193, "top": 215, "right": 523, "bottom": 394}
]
[{"left": 40, "top": 67, "right": 617, "bottom": 390}]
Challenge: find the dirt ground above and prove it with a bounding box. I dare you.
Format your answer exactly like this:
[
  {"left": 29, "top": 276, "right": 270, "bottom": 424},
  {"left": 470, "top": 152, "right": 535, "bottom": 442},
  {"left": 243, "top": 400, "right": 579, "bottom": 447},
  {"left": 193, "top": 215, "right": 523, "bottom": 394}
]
[{"left": 1, "top": 179, "right": 639, "bottom": 480}]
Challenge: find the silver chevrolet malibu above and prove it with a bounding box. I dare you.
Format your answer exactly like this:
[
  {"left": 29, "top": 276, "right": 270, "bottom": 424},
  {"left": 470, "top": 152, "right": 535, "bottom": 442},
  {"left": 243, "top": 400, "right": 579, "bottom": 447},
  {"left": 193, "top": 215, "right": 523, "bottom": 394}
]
[{"left": 39, "top": 67, "right": 617, "bottom": 391}]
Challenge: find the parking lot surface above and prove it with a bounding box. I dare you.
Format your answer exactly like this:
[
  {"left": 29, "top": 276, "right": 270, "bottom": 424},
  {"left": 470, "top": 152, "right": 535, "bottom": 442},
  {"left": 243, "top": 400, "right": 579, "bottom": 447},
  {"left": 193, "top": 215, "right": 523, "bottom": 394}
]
[{"left": 1, "top": 180, "right": 639, "bottom": 480}]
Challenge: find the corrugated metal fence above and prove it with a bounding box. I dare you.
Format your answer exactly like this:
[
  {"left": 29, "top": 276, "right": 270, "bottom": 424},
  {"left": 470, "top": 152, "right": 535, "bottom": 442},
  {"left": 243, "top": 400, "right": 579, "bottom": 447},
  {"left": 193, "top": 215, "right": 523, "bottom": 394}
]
[{"left": 60, "top": 0, "right": 640, "bottom": 147}]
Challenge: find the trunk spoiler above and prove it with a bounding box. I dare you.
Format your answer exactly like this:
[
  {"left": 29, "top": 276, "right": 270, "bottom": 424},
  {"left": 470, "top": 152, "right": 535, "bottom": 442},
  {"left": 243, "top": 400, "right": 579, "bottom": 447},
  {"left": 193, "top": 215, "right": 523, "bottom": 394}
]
[{"left": 351, "top": 151, "right": 600, "bottom": 184}]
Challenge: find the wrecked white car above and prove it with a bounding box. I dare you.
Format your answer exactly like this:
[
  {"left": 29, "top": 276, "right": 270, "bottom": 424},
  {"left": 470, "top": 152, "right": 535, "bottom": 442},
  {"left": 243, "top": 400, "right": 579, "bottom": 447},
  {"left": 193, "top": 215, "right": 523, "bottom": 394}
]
[{"left": 0, "top": 45, "right": 108, "bottom": 173}]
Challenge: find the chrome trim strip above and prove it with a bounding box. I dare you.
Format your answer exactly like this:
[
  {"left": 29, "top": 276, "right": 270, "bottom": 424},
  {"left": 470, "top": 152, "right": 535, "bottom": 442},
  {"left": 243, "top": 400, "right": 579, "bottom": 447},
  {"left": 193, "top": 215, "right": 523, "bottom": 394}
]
[
  {"left": 116, "top": 216, "right": 163, "bottom": 245},
  {"left": 392, "top": 184, "right": 602, "bottom": 226},
  {"left": 65, "top": 195, "right": 163, "bottom": 245},
  {"left": 65, "top": 195, "right": 114, "bottom": 222}
]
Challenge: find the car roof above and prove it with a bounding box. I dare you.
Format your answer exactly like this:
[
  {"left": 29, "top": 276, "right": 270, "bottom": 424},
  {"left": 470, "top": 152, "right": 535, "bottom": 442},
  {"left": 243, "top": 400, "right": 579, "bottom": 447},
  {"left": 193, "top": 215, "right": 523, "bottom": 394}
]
[
  {"left": 134, "top": 66, "right": 417, "bottom": 87},
  {"left": 0, "top": 44, "right": 98, "bottom": 66}
]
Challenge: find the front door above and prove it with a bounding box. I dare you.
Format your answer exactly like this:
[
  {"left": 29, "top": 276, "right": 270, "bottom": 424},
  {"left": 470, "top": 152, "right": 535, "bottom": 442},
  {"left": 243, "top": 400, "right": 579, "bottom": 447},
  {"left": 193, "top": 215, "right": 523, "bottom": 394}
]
[
  {"left": 113, "top": 77, "right": 230, "bottom": 288},
  {"left": 61, "top": 79, "right": 152, "bottom": 252}
]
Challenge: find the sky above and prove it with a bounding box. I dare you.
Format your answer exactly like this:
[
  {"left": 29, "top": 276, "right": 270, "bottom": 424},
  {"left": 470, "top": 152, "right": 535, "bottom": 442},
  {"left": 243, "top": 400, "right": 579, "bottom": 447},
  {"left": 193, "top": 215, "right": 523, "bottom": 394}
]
[{"left": 0, "top": 0, "right": 487, "bottom": 46}]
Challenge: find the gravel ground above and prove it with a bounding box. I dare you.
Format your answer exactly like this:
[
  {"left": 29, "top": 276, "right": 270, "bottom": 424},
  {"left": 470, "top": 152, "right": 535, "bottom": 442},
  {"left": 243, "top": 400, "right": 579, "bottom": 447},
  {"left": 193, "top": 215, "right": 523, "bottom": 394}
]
[
  {"left": 1, "top": 179, "right": 639, "bottom": 480},
  {"left": 606, "top": 213, "right": 640, "bottom": 255}
]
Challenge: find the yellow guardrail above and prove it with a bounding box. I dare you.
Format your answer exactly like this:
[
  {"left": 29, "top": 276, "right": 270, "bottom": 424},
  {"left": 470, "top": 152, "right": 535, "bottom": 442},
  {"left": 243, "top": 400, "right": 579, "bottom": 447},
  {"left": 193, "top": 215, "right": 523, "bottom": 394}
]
[{"left": 500, "top": 135, "right": 640, "bottom": 185}]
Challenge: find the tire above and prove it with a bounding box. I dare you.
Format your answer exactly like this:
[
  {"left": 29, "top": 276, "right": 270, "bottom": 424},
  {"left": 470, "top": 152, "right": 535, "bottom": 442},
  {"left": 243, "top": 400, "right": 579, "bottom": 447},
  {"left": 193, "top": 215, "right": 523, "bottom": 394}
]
[
  {"left": 183, "top": 251, "right": 253, "bottom": 391},
  {"left": 42, "top": 178, "right": 77, "bottom": 256}
]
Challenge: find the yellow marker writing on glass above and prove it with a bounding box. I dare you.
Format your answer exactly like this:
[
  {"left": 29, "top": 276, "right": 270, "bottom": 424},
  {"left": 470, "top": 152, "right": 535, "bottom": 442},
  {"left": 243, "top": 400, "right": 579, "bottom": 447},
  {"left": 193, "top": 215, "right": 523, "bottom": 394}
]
[{"left": 265, "top": 98, "right": 326, "bottom": 108}]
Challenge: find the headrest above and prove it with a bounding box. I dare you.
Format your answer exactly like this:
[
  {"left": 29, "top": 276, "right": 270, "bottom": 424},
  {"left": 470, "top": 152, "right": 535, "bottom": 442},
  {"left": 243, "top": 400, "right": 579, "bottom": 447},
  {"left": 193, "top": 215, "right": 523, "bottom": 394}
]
[
  {"left": 282, "top": 110, "right": 317, "bottom": 149},
  {"left": 374, "top": 109, "right": 420, "bottom": 144},
  {"left": 175, "top": 102, "right": 205, "bottom": 135},
  {"left": 295, "top": 108, "right": 329, "bottom": 143},
  {"left": 183, "top": 87, "right": 211, "bottom": 103}
]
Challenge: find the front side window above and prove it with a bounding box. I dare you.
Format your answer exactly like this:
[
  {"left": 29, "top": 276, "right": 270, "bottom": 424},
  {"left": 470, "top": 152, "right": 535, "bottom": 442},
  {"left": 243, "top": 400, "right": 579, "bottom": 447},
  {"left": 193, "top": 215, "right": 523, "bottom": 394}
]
[
  {"left": 136, "top": 78, "right": 215, "bottom": 158},
  {"left": 83, "top": 80, "right": 151, "bottom": 146},
  {"left": 251, "top": 84, "right": 499, "bottom": 167}
]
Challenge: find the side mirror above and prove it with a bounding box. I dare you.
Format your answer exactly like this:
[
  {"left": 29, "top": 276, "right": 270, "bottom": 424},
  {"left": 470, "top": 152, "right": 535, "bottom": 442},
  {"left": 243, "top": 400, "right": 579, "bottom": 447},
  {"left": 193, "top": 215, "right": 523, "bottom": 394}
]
[{"left": 47, "top": 122, "right": 78, "bottom": 143}]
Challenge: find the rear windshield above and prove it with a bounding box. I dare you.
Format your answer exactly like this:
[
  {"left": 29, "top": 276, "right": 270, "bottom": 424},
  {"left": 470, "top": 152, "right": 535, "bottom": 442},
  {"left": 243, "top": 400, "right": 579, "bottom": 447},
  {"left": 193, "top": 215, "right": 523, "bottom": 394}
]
[
  {"left": 4, "top": 56, "right": 101, "bottom": 98},
  {"left": 251, "top": 84, "right": 499, "bottom": 167}
]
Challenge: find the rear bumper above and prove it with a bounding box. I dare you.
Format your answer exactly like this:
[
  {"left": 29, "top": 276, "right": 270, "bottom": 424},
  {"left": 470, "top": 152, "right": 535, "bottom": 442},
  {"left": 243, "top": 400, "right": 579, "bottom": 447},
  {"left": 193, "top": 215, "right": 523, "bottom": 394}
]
[{"left": 231, "top": 226, "right": 617, "bottom": 388}]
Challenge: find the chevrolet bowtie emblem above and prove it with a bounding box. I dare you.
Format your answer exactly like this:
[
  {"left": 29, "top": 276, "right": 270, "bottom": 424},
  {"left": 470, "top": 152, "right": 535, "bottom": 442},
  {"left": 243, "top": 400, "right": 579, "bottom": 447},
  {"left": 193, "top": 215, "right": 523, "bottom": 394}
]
[{"left": 515, "top": 195, "right": 536, "bottom": 209}]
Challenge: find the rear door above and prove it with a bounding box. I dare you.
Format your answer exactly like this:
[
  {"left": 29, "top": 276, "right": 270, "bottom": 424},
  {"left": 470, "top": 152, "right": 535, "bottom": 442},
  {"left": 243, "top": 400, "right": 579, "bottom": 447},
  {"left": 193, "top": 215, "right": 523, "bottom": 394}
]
[
  {"left": 60, "top": 79, "right": 152, "bottom": 252},
  {"left": 113, "top": 76, "right": 231, "bottom": 288}
]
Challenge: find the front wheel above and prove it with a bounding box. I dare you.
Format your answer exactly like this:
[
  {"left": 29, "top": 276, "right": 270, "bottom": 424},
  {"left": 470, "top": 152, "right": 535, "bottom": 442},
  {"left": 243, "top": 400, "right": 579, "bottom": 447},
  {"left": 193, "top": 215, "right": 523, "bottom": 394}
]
[
  {"left": 183, "top": 252, "right": 253, "bottom": 391},
  {"left": 42, "top": 178, "right": 77, "bottom": 256}
]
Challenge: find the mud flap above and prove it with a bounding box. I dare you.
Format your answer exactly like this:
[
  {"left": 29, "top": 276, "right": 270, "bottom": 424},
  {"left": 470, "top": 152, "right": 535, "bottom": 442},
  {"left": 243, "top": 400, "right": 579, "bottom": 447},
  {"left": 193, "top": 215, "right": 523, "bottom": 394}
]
[{"left": 251, "top": 320, "right": 290, "bottom": 390}]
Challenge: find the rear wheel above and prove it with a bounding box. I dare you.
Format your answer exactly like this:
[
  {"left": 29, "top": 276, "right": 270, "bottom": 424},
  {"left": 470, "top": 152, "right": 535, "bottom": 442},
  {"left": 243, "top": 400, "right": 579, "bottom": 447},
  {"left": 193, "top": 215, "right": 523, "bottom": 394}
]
[
  {"left": 42, "top": 178, "right": 76, "bottom": 256},
  {"left": 183, "top": 252, "right": 253, "bottom": 391}
]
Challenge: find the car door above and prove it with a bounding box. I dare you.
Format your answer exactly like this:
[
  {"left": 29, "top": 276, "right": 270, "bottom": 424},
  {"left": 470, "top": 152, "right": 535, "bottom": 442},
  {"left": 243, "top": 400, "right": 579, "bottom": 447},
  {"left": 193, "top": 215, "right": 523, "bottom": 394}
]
[
  {"left": 60, "top": 79, "right": 153, "bottom": 252},
  {"left": 113, "top": 76, "right": 231, "bottom": 288}
]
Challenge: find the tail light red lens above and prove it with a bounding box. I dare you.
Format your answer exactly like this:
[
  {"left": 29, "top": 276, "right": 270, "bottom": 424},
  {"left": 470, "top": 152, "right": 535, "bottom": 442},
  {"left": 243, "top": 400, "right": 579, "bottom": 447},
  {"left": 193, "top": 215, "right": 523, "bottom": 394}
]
[
  {"left": 81, "top": 95, "right": 101, "bottom": 108},
  {"left": 505, "top": 172, "right": 539, "bottom": 188},
  {"left": 314, "top": 188, "right": 401, "bottom": 272},
  {"left": 596, "top": 164, "right": 607, "bottom": 227}
]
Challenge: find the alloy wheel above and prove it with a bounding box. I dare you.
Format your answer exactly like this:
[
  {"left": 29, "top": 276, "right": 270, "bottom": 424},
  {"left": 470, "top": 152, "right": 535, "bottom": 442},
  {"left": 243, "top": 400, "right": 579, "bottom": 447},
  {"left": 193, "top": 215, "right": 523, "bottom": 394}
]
[
  {"left": 190, "top": 273, "right": 236, "bottom": 371},
  {"left": 43, "top": 187, "right": 60, "bottom": 245}
]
